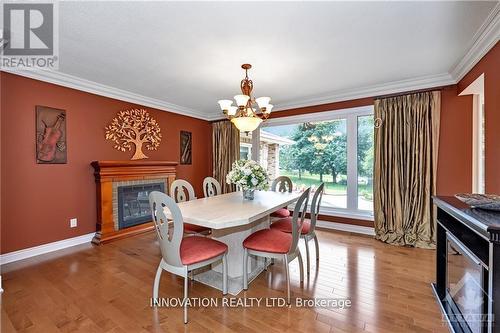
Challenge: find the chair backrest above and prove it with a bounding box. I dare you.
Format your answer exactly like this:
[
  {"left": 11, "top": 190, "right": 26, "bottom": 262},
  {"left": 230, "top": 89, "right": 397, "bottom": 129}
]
[
  {"left": 289, "top": 188, "right": 311, "bottom": 254},
  {"left": 203, "top": 177, "right": 221, "bottom": 198},
  {"left": 271, "top": 176, "right": 293, "bottom": 193},
  {"left": 149, "top": 191, "right": 184, "bottom": 267},
  {"left": 308, "top": 183, "right": 325, "bottom": 234},
  {"left": 170, "top": 179, "right": 196, "bottom": 203}
]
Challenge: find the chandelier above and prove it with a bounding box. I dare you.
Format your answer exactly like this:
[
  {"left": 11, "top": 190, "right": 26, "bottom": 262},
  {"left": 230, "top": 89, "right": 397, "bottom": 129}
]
[{"left": 217, "top": 64, "right": 273, "bottom": 132}]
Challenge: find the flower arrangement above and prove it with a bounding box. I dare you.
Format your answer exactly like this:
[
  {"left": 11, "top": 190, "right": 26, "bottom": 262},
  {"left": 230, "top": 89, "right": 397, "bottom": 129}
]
[{"left": 226, "top": 160, "right": 269, "bottom": 196}]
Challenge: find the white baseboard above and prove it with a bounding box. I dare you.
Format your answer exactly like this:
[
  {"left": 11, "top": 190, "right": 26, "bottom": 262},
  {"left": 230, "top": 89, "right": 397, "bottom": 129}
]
[
  {"left": 316, "top": 220, "right": 375, "bottom": 236},
  {"left": 0, "top": 232, "right": 95, "bottom": 266}
]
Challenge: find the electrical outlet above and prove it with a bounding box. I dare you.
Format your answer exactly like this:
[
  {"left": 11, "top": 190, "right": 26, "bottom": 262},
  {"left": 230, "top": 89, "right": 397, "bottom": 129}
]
[{"left": 70, "top": 218, "right": 77, "bottom": 228}]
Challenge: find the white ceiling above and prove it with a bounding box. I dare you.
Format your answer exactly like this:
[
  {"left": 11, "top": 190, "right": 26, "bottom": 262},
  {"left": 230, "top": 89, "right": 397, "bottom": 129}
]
[{"left": 12, "top": 2, "right": 500, "bottom": 119}]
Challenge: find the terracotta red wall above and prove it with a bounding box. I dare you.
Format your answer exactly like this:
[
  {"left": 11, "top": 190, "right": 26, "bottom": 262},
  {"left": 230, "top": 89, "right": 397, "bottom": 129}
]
[
  {"left": 270, "top": 97, "right": 374, "bottom": 119},
  {"left": 437, "top": 86, "right": 474, "bottom": 195},
  {"left": 0, "top": 72, "right": 212, "bottom": 253},
  {"left": 437, "top": 42, "right": 499, "bottom": 195},
  {"left": 458, "top": 42, "right": 500, "bottom": 194}
]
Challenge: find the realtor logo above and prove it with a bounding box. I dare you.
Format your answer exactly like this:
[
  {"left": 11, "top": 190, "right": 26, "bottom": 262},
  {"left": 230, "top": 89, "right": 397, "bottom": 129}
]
[{"left": 1, "top": 2, "right": 59, "bottom": 69}]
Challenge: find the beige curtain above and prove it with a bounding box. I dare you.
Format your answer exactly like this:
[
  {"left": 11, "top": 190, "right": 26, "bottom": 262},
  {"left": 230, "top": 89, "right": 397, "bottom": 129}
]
[
  {"left": 212, "top": 121, "right": 240, "bottom": 193},
  {"left": 373, "top": 91, "right": 440, "bottom": 249}
]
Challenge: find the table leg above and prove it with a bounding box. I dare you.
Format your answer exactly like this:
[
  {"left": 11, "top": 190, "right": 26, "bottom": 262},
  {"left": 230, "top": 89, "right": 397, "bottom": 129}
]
[{"left": 192, "top": 215, "right": 270, "bottom": 295}]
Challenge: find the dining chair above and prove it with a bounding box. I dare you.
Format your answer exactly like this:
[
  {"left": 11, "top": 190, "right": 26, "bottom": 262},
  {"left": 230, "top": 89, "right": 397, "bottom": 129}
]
[
  {"left": 202, "top": 177, "right": 222, "bottom": 198},
  {"left": 271, "top": 183, "right": 324, "bottom": 275},
  {"left": 149, "top": 191, "right": 228, "bottom": 324},
  {"left": 242, "top": 188, "right": 310, "bottom": 304},
  {"left": 270, "top": 176, "right": 293, "bottom": 219},
  {"left": 170, "top": 179, "right": 211, "bottom": 235}
]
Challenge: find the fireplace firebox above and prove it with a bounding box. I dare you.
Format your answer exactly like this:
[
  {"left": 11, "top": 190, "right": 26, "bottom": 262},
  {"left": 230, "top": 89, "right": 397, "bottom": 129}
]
[{"left": 117, "top": 182, "right": 165, "bottom": 229}]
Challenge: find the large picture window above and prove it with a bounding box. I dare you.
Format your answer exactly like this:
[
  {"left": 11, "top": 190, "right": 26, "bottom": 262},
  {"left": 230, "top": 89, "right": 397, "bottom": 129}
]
[{"left": 244, "top": 106, "right": 374, "bottom": 219}]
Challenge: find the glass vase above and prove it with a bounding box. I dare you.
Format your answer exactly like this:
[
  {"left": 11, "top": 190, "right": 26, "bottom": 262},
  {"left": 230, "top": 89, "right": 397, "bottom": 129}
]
[{"left": 243, "top": 189, "right": 255, "bottom": 200}]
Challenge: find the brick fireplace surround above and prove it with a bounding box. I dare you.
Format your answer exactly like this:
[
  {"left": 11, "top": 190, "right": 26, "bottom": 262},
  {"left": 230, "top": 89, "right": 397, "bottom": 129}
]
[{"left": 91, "top": 160, "right": 177, "bottom": 244}]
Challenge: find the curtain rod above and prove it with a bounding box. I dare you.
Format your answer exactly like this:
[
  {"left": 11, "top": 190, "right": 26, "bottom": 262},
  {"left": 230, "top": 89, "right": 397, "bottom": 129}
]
[
  {"left": 374, "top": 86, "right": 447, "bottom": 100},
  {"left": 211, "top": 119, "right": 230, "bottom": 124}
]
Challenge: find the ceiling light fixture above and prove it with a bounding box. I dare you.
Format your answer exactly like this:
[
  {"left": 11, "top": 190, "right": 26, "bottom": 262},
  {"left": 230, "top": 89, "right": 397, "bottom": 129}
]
[{"left": 217, "top": 64, "right": 273, "bottom": 132}]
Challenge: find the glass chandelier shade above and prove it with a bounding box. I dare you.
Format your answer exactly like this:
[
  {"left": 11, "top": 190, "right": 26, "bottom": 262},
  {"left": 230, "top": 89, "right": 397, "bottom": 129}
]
[
  {"left": 255, "top": 96, "right": 271, "bottom": 108},
  {"left": 217, "top": 100, "right": 233, "bottom": 110},
  {"left": 231, "top": 116, "right": 263, "bottom": 132},
  {"left": 264, "top": 104, "right": 273, "bottom": 113},
  {"left": 234, "top": 94, "right": 250, "bottom": 107},
  {"left": 227, "top": 106, "right": 238, "bottom": 116}
]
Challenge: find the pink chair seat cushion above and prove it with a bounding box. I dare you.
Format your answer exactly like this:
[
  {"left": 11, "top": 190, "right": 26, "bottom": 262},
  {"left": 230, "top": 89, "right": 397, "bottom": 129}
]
[
  {"left": 270, "top": 218, "right": 311, "bottom": 235},
  {"left": 243, "top": 229, "right": 292, "bottom": 254},
  {"left": 180, "top": 236, "right": 228, "bottom": 266},
  {"left": 271, "top": 208, "right": 291, "bottom": 218},
  {"left": 184, "top": 223, "right": 211, "bottom": 234}
]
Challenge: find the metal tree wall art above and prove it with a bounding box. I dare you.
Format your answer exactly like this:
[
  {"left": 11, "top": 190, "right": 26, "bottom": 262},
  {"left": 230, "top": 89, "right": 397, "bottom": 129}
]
[{"left": 105, "top": 109, "right": 162, "bottom": 160}]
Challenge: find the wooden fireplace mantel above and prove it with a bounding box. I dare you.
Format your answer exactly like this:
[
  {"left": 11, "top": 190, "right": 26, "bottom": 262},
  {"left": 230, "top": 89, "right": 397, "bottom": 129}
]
[
  {"left": 91, "top": 160, "right": 178, "bottom": 244},
  {"left": 91, "top": 160, "right": 178, "bottom": 179}
]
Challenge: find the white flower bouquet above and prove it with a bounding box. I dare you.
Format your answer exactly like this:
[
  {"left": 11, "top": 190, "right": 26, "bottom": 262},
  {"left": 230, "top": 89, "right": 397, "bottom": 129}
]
[{"left": 226, "top": 160, "right": 269, "bottom": 199}]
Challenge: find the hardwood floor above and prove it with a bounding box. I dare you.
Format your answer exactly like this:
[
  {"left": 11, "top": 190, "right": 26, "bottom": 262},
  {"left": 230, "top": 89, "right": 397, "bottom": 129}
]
[{"left": 1, "top": 229, "right": 449, "bottom": 333}]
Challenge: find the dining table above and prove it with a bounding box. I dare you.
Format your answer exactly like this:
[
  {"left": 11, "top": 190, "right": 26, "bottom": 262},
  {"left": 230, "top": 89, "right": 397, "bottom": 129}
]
[{"left": 165, "top": 190, "right": 301, "bottom": 295}]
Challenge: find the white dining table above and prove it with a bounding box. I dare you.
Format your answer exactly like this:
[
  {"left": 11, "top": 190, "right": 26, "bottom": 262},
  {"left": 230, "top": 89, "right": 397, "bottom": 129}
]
[{"left": 167, "top": 190, "right": 301, "bottom": 295}]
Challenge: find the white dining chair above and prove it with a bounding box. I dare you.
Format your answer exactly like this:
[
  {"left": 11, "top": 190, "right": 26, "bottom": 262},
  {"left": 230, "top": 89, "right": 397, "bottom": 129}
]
[
  {"left": 270, "top": 176, "right": 293, "bottom": 218},
  {"left": 171, "top": 179, "right": 196, "bottom": 203},
  {"left": 149, "top": 191, "right": 228, "bottom": 324},
  {"left": 271, "top": 176, "right": 293, "bottom": 193},
  {"left": 242, "top": 188, "right": 310, "bottom": 304},
  {"left": 271, "top": 183, "right": 324, "bottom": 275},
  {"left": 202, "top": 177, "right": 222, "bottom": 198},
  {"left": 170, "top": 179, "right": 211, "bottom": 235}
]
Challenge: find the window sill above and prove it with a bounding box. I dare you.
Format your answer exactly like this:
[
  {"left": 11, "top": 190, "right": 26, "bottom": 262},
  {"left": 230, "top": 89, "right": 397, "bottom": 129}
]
[
  {"left": 319, "top": 209, "right": 374, "bottom": 221},
  {"left": 287, "top": 204, "right": 374, "bottom": 222}
]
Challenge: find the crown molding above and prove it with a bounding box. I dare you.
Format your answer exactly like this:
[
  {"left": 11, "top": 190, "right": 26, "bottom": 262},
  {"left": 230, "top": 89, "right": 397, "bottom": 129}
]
[
  {"left": 1, "top": 68, "right": 211, "bottom": 121},
  {"left": 1, "top": 68, "right": 454, "bottom": 120},
  {"left": 273, "top": 73, "right": 455, "bottom": 111},
  {"left": 204, "top": 112, "right": 226, "bottom": 121},
  {"left": 449, "top": 2, "right": 500, "bottom": 82}
]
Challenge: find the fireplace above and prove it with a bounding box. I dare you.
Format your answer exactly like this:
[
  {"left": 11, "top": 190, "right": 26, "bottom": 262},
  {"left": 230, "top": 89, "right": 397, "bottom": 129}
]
[
  {"left": 91, "top": 161, "right": 177, "bottom": 244},
  {"left": 432, "top": 196, "right": 499, "bottom": 333},
  {"left": 117, "top": 182, "right": 165, "bottom": 229}
]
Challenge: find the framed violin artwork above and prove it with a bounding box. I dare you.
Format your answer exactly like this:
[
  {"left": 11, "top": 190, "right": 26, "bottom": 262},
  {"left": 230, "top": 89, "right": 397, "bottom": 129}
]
[
  {"left": 36, "top": 106, "right": 67, "bottom": 164},
  {"left": 180, "top": 130, "right": 192, "bottom": 165}
]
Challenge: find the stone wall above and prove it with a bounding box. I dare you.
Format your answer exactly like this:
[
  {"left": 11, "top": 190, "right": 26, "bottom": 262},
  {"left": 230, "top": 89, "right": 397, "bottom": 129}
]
[{"left": 267, "top": 144, "right": 279, "bottom": 180}]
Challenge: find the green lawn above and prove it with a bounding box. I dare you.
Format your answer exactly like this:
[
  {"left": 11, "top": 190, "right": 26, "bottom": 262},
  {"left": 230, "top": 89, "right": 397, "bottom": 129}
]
[{"left": 279, "top": 170, "right": 373, "bottom": 197}]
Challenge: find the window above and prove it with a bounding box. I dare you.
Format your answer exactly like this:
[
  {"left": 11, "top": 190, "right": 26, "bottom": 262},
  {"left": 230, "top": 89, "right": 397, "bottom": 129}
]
[
  {"left": 357, "top": 115, "right": 374, "bottom": 211},
  {"left": 240, "top": 144, "right": 251, "bottom": 160},
  {"left": 257, "top": 106, "right": 374, "bottom": 218},
  {"left": 269, "top": 119, "right": 348, "bottom": 209},
  {"left": 239, "top": 132, "right": 253, "bottom": 160},
  {"left": 240, "top": 129, "right": 296, "bottom": 180}
]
